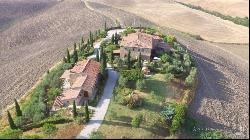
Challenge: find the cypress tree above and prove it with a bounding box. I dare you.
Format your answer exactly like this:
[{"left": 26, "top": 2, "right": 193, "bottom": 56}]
[
  {"left": 66, "top": 48, "right": 71, "bottom": 63},
  {"left": 7, "top": 111, "right": 17, "bottom": 129},
  {"left": 114, "top": 33, "right": 119, "bottom": 45},
  {"left": 14, "top": 99, "right": 22, "bottom": 117},
  {"left": 100, "top": 52, "right": 107, "bottom": 79},
  {"left": 100, "top": 46, "right": 103, "bottom": 62},
  {"left": 85, "top": 102, "right": 89, "bottom": 122},
  {"left": 111, "top": 34, "right": 115, "bottom": 44},
  {"left": 104, "top": 21, "right": 107, "bottom": 31},
  {"left": 137, "top": 52, "right": 142, "bottom": 69},
  {"left": 96, "top": 49, "right": 100, "bottom": 62},
  {"left": 73, "top": 45, "right": 78, "bottom": 64},
  {"left": 73, "top": 100, "right": 77, "bottom": 118},
  {"left": 127, "top": 50, "right": 131, "bottom": 69}
]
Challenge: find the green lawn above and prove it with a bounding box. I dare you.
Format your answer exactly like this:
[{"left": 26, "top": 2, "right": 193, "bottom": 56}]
[{"left": 96, "top": 74, "right": 178, "bottom": 139}]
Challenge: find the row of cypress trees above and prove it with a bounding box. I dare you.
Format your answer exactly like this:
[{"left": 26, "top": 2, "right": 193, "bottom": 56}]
[{"left": 7, "top": 99, "right": 22, "bottom": 129}]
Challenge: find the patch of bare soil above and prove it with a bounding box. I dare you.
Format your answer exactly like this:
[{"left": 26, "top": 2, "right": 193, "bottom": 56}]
[
  {"left": 0, "top": 0, "right": 56, "bottom": 31},
  {"left": 0, "top": 0, "right": 114, "bottom": 112}
]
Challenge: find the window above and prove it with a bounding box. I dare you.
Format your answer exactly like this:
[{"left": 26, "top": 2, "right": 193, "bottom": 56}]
[{"left": 84, "top": 91, "right": 89, "bottom": 97}]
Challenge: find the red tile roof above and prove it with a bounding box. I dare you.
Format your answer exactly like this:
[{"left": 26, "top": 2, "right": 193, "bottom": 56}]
[
  {"left": 53, "top": 96, "right": 63, "bottom": 107},
  {"left": 71, "top": 75, "right": 87, "bottom": 89},
  {"left": 70, "top": 59, "right": 88, "bottom": 73},
  {"left": 61, "top": 89, "right": 81, "bottom": 100},
  {"left": 121, "top": 32, "right": 161, "bottom": 49},
  {"left": 60, "top": 70, "right": 71, "bottom": 79},
  {"left": 82, "top": 59, "right": 100, "bottom": 91}
]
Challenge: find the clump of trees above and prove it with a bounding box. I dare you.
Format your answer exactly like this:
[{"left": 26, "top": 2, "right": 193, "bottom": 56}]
[{"left": 178, "top": 2, "right": 249, "bottom": 27}]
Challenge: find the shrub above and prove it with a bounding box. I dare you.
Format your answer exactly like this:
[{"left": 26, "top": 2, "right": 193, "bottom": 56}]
[
  {"left": 118, "top": 76, "right": 128, "bottom": 88},
  {"left": 170, "top": 104, "right": 187, "bottom": 134},
  {"left": 89, "top": 131, "right": 104, "bottom": 139},
  {"left": 21, "top": 134, "right": 42, "bottom": 139},
  {"left": 76, "top": 117, "right": 85, "bottom": 125},
  {"left": 0, "top": 128, "right": 23, "bottom": 139},
  {"left": 122, "top": 26, "right": 136, "bottom": 36},
  {"left": 15, "top": 116, "right": 26, "bottom": 128},
  {"left": 161, "top": 105, "right": 176, "bottom": 123},
  {"left": 131, "top": 114, "right": 143, "bottom": 128},
  {"left": 42, "top": 123, "right": 58, "bottom": 135},
  {"left": 136, "top": 79, "right": 145, "bottom": 91},
  {"left": 123, "top": 92, "right": 142, "bottom": 108},
  {"left": 165, "top": 73, "right": 174, "bottom": 83},
  {"left": 121, "top": 69, "right": 144, "bottom": 81},
  {"left": 185, "top": 67, "right": 197, "bottom": 87}
]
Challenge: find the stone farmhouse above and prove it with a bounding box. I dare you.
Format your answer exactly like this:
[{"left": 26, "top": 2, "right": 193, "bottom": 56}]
[
  {"left": 120, "top": 32, "right": 171, "bottom": 61},
  {"left": 52, "top": 59, "right": 100, "bottom": 111}
]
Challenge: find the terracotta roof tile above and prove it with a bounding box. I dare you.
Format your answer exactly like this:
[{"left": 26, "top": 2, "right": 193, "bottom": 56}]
[
  {"left": 70, "top": 59, "right": 88, "bottom": 73},
  {"left": 61, "top": 89, "right": 81, "bottom": 100},
  {"left": 121, "top": 32, "right": 161, "bottom": 49},
  {"left": 60, "top": 70, "right": 71, "bottom": 79},
  {"left": 71, "top": 75, "right": 87, "bottom": 89}
]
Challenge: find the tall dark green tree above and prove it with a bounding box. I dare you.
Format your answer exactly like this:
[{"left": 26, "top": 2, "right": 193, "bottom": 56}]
[
  {"left": 104, "top": 21, "right": 107, "bottom": 31},
  {"left": 85, "top": 102, "right": 89, "bottom": 122},
  {"left": 14, "top": 99, "right": 22, "bottom": 117},
  {"left": 7, "top": 111, "right": 17, "bottom": 129},
  {"left": 73, "top": 100, "right": 77, "bottom": 118},
  {"left": 99, "top": 46, "right": 104, "bottom": 61},
  {"left": 100, "top": 52, "right": 107, "bottom": 79},
  {"left": 66, "top": 48, "right": 71, "bottom": 63},
  {"left": 111, "top": 34, "right": 115, "bottom": 44},
  {"left": 111, "top": 51, "right": 114, "bottom": 64},
  {"left": 127, "top": 50, "right": 131, "bottom": 69},
  {"left": 114, "top": 33, "right": 119, "bottom": 45},
  {"left": 73, "top": 45, "right": 78, "bottom": 64},
  {"left": 96, "top": 49, "right": 100, "bottom": 62},
  {"left": 136, "top": 52, "right": 142, "bottom": 69}
]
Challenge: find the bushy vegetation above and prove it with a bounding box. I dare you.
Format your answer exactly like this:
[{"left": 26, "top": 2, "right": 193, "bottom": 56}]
[
  {"left": 131, "top": 114, "right": 143, "bottom": 128},
  {"left": 89, "top": 131, "right": 104, "bottom": 139},
  {"left": 122, "top": 92, "right": 143, "bottom": 109},
  {"left": 0, "top": 128, "right": 23, "bottom": 139},
  {"left": 170, "top": 104, "right": 187, "bottom": 134},
  {"left": 136, "top": 79, "right": 146, "bottom": 91},
  {"left": 22, "top": 62, "right": 72, "bottom": 123},
  {"left": 178, "top": 2, "right": 249, "bottom": 27},
  {"left": 163, "top": 35, "right": 176, "bottom": 45},
  {"left": 21, "top": 134, "right": 43, "bottom": 139},
  {"left": 185, "top": 67, "right": 197, "bottom": 87},
  {"left": 122, "top": 26, "right": 136, "bottom": 36},
  {"left": 42, "top": 123, "right": 58, "bottom": 135}
]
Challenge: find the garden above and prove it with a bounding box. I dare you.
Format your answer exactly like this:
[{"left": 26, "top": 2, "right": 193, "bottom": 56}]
[{"left": 89, "top": 27, "right": 199, "bottom": 139}]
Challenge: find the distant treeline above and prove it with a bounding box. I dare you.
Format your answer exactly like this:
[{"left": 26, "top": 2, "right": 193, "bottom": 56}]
[{"left": 178, "top": 2, "right": 249, "bottom": 27}]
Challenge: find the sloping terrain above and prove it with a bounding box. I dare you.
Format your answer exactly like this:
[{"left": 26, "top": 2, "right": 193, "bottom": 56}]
[
  {"left": 0, "top": 0, "right": 56, "bottom": 31},
  {"left": 89, "top": 0, "right": 249, "bottom": 44},
  {"left": 176, "top": 0, "right": 249, "bottom": 18},
  {"left": 0, "top": 0, "right": 114, "bottom": 111}
]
